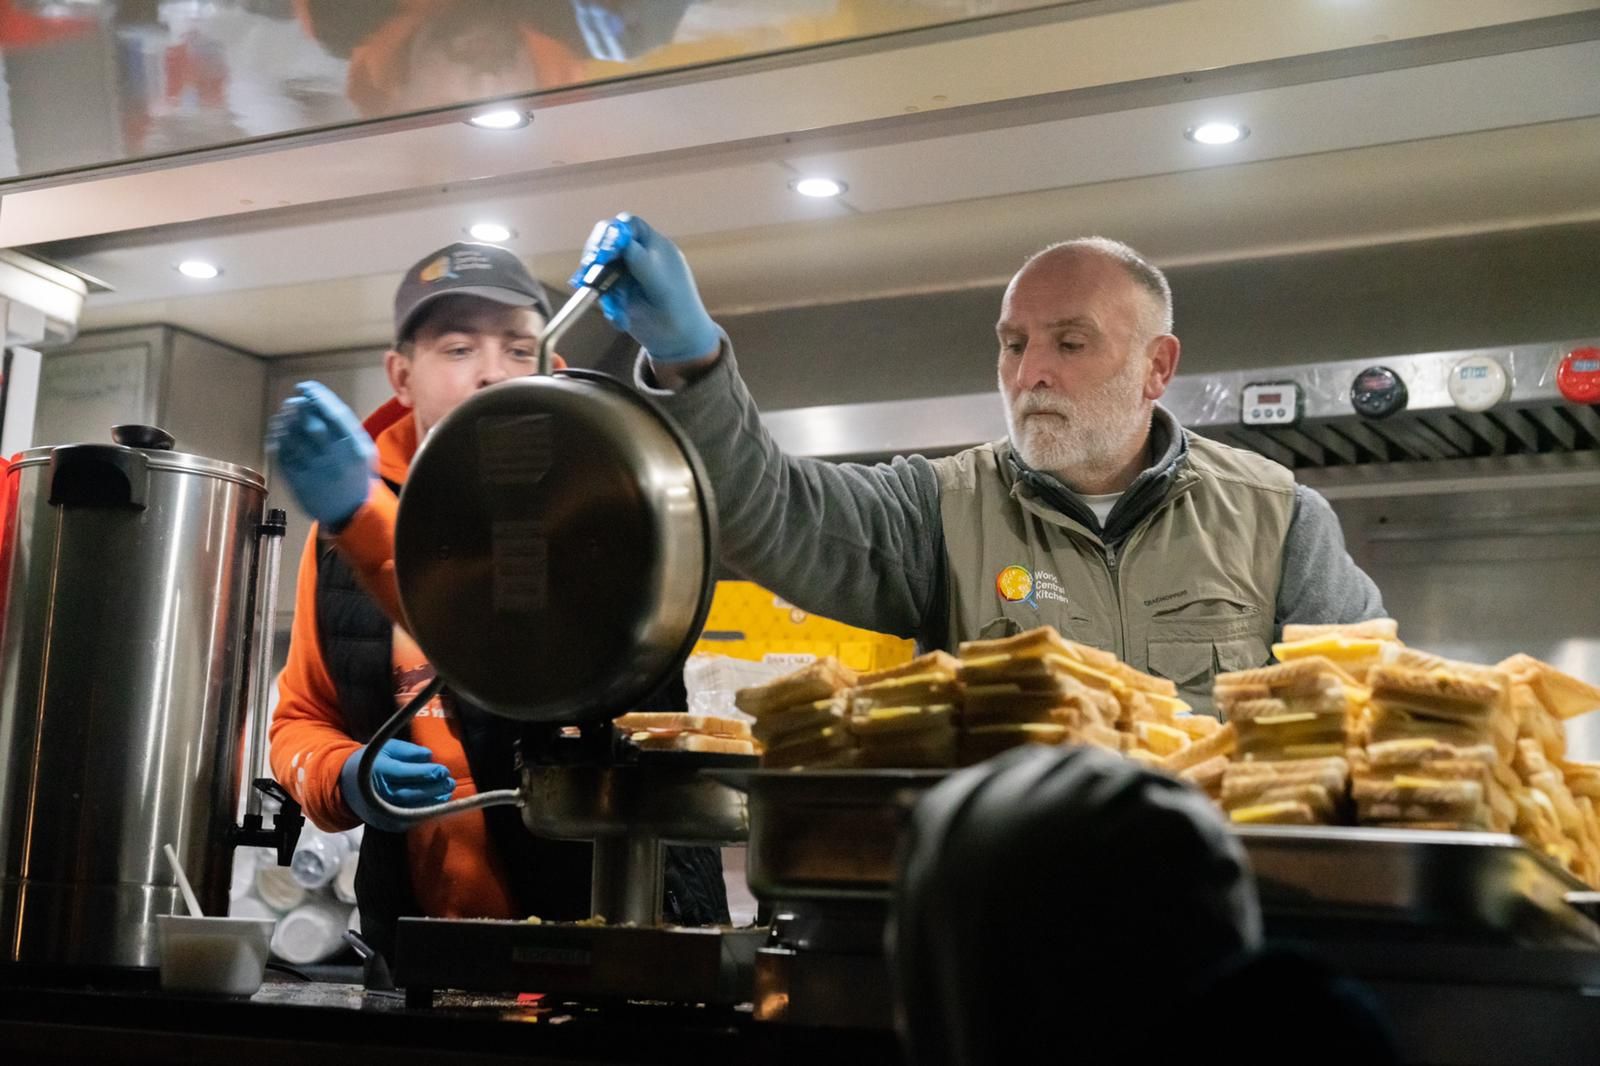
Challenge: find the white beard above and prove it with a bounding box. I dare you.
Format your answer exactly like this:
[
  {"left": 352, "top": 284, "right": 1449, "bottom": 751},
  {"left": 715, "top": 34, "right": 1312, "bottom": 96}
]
[{"left": 1002, "top": 357, "right": 1152, "bottom": 485}]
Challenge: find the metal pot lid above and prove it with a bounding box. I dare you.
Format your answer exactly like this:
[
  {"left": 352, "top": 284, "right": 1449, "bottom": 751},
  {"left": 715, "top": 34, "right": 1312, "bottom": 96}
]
[
  {"left": 394, "top": 371, "right": 716, "bottom": 723},
  {"left": 11, "top": 424, "right": 266, "bottom": 491}
]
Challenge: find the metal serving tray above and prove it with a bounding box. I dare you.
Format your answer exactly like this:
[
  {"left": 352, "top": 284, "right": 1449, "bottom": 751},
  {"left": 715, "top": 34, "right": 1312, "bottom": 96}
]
[
  {"left": 706, "top": 769, "right": 947, "bottom": 902},
  {"left": 1235, "top": 825, "right": 1600, "bottom": 948},
  {"left": 712, "top": 770, "right": 1600, "bottom": 947}
]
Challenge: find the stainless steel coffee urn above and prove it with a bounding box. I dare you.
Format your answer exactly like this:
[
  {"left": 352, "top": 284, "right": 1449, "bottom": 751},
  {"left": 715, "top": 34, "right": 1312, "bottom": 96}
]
[{"left": 0, "top": 425, "right": 299, "bottom": 972}]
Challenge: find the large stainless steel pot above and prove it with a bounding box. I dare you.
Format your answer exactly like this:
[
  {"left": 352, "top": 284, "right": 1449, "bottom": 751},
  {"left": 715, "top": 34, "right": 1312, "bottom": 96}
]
[
  {"left": 362, "top": 268, "right": 750, "bottom": 928},
  {"left": 0, "top": 425, "right": 292, "bottom": 970},
  {"left": 372, "top": 352, "right": 731, "bottom": 927},
  {"left": 394, "top": 369, "right": 715, "bottom": 723}
]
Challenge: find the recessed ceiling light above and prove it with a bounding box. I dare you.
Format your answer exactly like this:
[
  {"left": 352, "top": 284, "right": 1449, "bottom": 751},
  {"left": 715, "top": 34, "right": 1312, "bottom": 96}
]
[
  {"left": 467, "top": 222, "right": 515, "bottom": 243},
  {"left": 1185, "top": 121, "right": 1249, "bottom": 146},
  {"left": 791, "top": 177, "right": 847, "bottom": 198},
  {"left": 466, "top": 108, "right": 530, "bottom": 130},
  {"left": 176, "top": 259, "right": 221, "bottom": 279}
]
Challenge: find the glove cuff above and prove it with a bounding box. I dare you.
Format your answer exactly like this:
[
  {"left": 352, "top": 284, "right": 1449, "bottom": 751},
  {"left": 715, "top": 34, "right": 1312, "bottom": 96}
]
[
  {"left": 340, "top": 747, "right": 410, "bottom": 834},
  {"left": 644, "top": 321, "right": 721, "bottom": 365}
]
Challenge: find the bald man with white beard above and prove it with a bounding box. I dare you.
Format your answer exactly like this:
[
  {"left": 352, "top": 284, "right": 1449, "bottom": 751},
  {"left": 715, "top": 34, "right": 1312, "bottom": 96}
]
[{"left": 577, "top": 216, "right": 1383, "bottom": 709}]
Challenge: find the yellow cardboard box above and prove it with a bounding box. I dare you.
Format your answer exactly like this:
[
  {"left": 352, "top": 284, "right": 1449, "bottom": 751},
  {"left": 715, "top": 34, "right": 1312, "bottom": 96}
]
[{"left": 693, "top": 581, "right": 915, "bottom": 673}]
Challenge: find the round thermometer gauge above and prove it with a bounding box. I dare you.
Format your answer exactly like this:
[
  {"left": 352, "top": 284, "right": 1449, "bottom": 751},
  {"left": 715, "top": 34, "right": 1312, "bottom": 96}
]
[
  {"left": 1447, "top": 354, "right": 1510, "bottom": 413},
  {"left": 1351, "top": 365, "right": 1408, "bottom": 419},
  {"left": 1557, "top": 347, "right": 1600, "bottom": 405}
]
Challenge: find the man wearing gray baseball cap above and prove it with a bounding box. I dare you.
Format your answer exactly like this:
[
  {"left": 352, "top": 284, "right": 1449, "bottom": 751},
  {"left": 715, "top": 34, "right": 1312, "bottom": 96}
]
[
  {"left": 385, "top": 240, "right": 557, "bottom": 438},
  {"left": 264, "top": 241, "right": 729, "bottom": 970}
]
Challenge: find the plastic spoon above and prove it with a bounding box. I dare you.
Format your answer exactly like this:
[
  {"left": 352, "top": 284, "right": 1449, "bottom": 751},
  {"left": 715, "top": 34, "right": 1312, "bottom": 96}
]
[{"left": 163, "top": 843, "right": 204, "bottom": 917}]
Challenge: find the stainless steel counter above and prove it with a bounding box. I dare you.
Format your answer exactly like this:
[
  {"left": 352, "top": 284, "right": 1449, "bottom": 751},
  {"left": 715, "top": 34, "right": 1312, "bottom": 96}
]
[{"left": 0, "top": 972, "right": 898, "bottom": 1066}]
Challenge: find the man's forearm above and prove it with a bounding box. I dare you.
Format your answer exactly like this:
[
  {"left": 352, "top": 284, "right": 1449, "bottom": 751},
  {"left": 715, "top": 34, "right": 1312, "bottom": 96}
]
[
  {"left": 636, "top": 340, "right": 944, "bottom": 640},
  {"left": 647, "top": 348, "right": 722, "bottom": 390}
]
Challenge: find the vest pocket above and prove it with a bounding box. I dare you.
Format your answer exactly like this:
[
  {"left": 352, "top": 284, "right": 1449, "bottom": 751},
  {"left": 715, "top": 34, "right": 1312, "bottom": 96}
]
[
  {"left": 1145, "top": 640, "right": 1215, "bottom": 691},
  {"left": 977, "top": 615, "right": 1024, "bottom": 640},
  {"left": 1214, "top": 638, "right": 1271, "bottom": 673},
  {"left": 1146, "top": 614, "right": 1271, "bottom": 710}
]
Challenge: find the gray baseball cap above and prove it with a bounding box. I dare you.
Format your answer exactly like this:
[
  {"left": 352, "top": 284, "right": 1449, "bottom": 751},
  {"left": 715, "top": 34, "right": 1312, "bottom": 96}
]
[{"left": 393, "top": 242, "right": 553, "bottom": 342}]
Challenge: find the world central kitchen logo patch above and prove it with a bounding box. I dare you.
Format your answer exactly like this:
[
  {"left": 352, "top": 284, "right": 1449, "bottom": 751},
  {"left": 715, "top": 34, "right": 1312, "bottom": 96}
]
[
  {"left": 995, "top": 565, "right": 1067, "bottom": 609},
  {"left": 418, "top": 254, "right": 456, "bottom": 284}
]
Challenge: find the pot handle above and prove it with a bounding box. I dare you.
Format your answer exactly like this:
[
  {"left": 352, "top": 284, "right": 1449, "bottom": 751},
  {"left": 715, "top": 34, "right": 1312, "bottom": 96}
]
[
  {"left": 537, "top": 229, "right": 629, "bottom": 375},
  {"left": 47, "top": 444, "right": 149, "bottom": 509},
  {"left": 111, "top": 424, "right": 176, "bottom": 450}
]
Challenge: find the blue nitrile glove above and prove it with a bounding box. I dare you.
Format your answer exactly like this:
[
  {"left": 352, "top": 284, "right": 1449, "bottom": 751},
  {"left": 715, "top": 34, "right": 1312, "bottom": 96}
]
[
  {"left": 339, "top": 740, "right": 456, "bottom": 833},
  {"left": 265, "top": 381, "right": 376, "bottom": 528},
  {"left": 575, "top": 213, "right": 720, "bottom": 363}
]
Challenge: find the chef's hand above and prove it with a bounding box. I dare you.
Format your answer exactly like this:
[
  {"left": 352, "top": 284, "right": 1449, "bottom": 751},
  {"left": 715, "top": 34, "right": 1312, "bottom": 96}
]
[
  {"left": 339, "top": 740, "right": 456, "bottom": 832},
  {"left": 266, "top": 381, "right": 376, "bottom": 530},
  {"left": 577, "top": 213, "right": 720, "bottom": 364}
]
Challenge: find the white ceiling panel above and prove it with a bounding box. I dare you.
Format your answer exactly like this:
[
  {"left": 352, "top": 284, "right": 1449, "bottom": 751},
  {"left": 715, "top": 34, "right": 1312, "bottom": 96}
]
[
  {"left": 4, "top": 0, "right": 1591, "bottom": 244},
  {"left": 65, "top": 159, "right": 851, "bottom": 307},
  {"left": 73, "top": 114, "right": 1600, "bottom": 354},
  {"left": 786, "top": 39, "right": 1600, "bottom": 213},
  {"left": 30, "top": 1, "right": 1600, "bottom": 357}
]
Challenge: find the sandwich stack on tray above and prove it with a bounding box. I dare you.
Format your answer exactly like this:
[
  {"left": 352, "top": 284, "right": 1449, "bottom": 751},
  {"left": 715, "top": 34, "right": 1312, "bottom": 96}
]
[
  {"left": 727, "top": 620, "right": 1600, "bottom": 887},
  {"left": 1158, "top": 714, "right": 1239, "bottom": 803},
  {"left": 1347, "top": 656, "right": 1512, "bottom": 833},
  {"left": 731, "top": 626, "right": 1237, "bottom": 776},
  {"left": 615, "top": 712, "right": 758, "bottom": 755},
  {"left": 955, "top": 628, "right": 1123, "bottom": 764},
  {"left": 1498, "top": 654, "right": 1600, "bottom": 884},
  {"left": 1213, "top": 656, "right": 1366, "bottom": 826},
  {"left": 953, "top": 627, "right": 1215, "bottom": 768},
  {"left": 1271, "top": 618, "right": 1404, "bottom": 684},
  {"left": 735, "top": 658, "right": 859, "bottom": 768},
  {"left": 1223, "top": 619, "right": 1600, "bottom": 889},
  {"left": 846, "top": 651, "right": 963, "bottom": 768}
]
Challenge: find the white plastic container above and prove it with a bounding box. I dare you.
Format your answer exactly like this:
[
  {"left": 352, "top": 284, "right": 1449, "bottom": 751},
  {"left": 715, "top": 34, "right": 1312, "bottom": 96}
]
[
  {"left": 228, "top": 895, "right": 277, "bottom": 921},
  {"left": 271, "top": 900, "right": 351, "bottom": 965},
  {"left": 289, "top": 827, "right": 351, "bottom": 890},
  {"left": 254, "top": 863, "right": 307, "bottom": 912},
  {"left": 157, "top": 915, "right": 275, "bottom": 997},
  {"left": 228, "top": 848, "right": 263, "bottom": 901},
  {"left": 332, "top": 852, "right": 359, "bottom": 904}
]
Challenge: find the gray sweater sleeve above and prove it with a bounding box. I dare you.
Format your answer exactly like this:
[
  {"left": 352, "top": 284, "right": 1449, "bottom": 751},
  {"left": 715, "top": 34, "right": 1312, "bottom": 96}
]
[
  {"left": 1275, "top": 483, "right": 1385, "bottom": 632},
  {"left": 636, "top": 342, "right": 945, "bottom": 640}
]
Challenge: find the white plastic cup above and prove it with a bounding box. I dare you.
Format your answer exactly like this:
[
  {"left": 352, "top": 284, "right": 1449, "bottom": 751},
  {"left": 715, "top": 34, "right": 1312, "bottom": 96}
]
[
  {"left": 229, "top": 848, "right": 266, "bottom": 901},
  {"left": 254, "top": 863, "right": 307, "bottom": 913},
  {"left": 289, "top": 827, "right": 350, "bottom": 890},
  {"left": 271, "top": 900, "right": 351, "bottom": 965},
  {"left": 333, "top": 851, "right": 359, "bottom": 904},
  {"left": 228, "top": 895, "right": 277, "bottom": 921},
  {"left": 157, "top": 915, "right": 275, "bottom": 997}
]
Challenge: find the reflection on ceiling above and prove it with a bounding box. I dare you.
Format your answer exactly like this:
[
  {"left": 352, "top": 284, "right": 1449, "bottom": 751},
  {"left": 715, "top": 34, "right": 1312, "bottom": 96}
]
[
  {"left": 9, "top": 0, "right": 1600, "bottom": 360},
  {"left": 0, "top": 0, "right": 1065, "bottom": 184}
]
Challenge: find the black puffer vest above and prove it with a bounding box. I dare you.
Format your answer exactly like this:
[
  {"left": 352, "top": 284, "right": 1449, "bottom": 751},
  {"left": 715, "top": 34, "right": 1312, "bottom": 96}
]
[{"left": 313, "top": 536, "right": 728, "bottom": 963}]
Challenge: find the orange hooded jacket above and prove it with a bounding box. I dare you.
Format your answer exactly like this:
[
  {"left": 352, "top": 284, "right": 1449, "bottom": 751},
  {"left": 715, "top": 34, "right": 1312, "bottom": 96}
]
[{"left": 268, "top": 397, "right": 522, "bottom": 919}]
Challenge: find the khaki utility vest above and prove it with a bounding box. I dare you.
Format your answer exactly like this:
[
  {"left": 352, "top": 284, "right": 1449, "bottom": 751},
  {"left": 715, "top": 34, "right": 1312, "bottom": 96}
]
[{"left": 930, "top": 436, "right": 1296, "bottom": 709}]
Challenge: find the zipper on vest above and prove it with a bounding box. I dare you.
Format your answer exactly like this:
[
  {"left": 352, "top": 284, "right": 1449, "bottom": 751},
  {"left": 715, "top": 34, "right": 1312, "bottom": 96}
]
[{"left": 1099, "top": 541, "right": 1123, "bottom": 658}]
